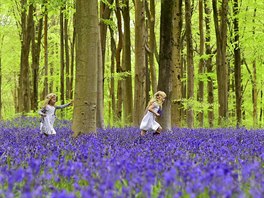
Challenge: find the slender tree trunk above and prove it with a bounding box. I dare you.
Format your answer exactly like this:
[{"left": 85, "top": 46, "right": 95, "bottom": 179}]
[
  {"left": 252, "top": 4, "right": 257, "bottom": 127},
  {"left": 197, "top": 0, "right": 205, "bottom": 127},
  {"left": 60, "top": 6, "right": 65, "bottom": 108},
  {"left": 116, "top": 0, "right": 123, "bottom": 121},
  {"left": 157, "top": 0, "right": 174, "bottom": 131},
  {"left": 72, "top": 0, "right": 98, "bottom": 136},
  {"left": 122, "top": 0, "right": 133, "bottom": 124},
  {"left": 19, "top": 2, "right": 34, "bottom": 113},
  {"left": 43, "top": 3, "right": 48, "bottom": 100},
  {"left": 145, "top": 0, "right": 157, "bottom": 94},
  {"left": 97, "top": 27, "right": 105, "bottom": 129},
  {"left": 31, "top": 13, "right": 43, "bottom": 111},
  {"left": 65, "top": 16, "right": 71, "bottom": 100},
  {"left": 212, "top": 0, "right": 229, "bottom": 125},
  {"left": 133, "top": 0, "right": 146, "bottom": 126},
  {"left": 109, "top": 28, "right": 116, "bottom": 125},
  {"left": 100, "top": 0, "right": 114, "bottom": 76},
  {"left": 204, "top": 0, "right": 214, "bottom": 127},
  {"left": 185, "top": 0, "right": 194, "bottom": 128},
  {"left": 171, "top": 0, "right": 183, "bottom": 127},
  {"left": 253, "top": 60, "right": 257, "bottom": 127},
  {"left": 70, "top": 12, "right": 76, "bottom": 99}
]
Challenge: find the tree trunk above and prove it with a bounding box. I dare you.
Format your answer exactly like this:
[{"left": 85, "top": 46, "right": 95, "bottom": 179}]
[
  {"left": 252, "top": 3, "right": 257, "bottom": 127},
  {"left": 185, "top": 0, "right": 194, "bottom": 128},
  {"left": 212, "top": 0, "right": 229, "bottom": 125},
  {"left": 70, "top": 12, "right": 76, "bottom": 99},
  {"left": 100, "top": 0, "right": 114, "bottom": 76},
  {"left": 18, "top": 2, "right": 34, "bottom": 113},
  {"left": 97, "top": 27, "right": 105, "bottom": 129},
  {"left": 145, "top": 0, "right": 157, "bottom": 94},
  {"left": 233, "top": 0, "right": 242, "bottom": 127},
  {"left": 65, "top": 16, "right": 71, "bottom": 100},
  {"left": 31, "top": 7, "right": 43, "bottom": 112},
  {"left": 60, "top": 6, "right": 65, "bottom": 110},
  {"left": 122, "top": 0, "right": 133, "bottom": 124},
  {"left": 43, "top": 4, "right": 48, "bottom": 100},
  {"left": 197, "top": 0, "right": 204, "bottom": 127},
  {"left": 157, "top": 0, "right": 174, "bottom": 131},
  {"left": 72, "top": 0, "right": 98, "bottom": 136},
  {"left": 204, "top": 0, "right": 214, "bottom": 127},
  {"left": 133, "top": 0, "right": 146, "bottom": 126},
  {"left": 171, "top": 0, "right": 182, "bottom": 127},
  {"left": 116, "top": 0, "right": 123, "bottom": 121},
  {"left": 109, "top": 28, "right": 116, "bottom": 125}
]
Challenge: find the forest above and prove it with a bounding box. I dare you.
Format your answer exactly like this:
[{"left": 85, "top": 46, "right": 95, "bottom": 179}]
[
  {"left": 1, "top": 0, "right": 264, "bottom": 132},
  {"left": 1, "top": 1, "right": 264, "bottom": 197}
]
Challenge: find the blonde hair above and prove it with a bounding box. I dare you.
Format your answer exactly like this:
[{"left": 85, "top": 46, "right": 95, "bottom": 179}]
[
  {"left": 147, "top": 91, "right": 166, "bottom": 109},
  {"left": 43, "top": 93, "right": 56, "bottom": 107}
]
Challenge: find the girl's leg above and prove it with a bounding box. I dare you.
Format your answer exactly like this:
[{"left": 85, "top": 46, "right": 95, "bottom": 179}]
[
  {"left": 141, "top": 130, "right": 147, "bottom": 136},
  {"left": 153, "top": 127, "right": 162, "bottom": 135}
]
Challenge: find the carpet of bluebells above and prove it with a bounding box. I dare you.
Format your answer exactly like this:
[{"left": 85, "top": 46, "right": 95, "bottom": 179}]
[{"left": 0, "top": 117, "right": 264, "bottom": 198}]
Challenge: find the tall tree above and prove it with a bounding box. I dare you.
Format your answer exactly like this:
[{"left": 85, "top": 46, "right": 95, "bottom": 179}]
[
  {"left": 42, "top": 0, "right": 48, "bottom": 100},
  {"left": 197, "top": 0, "right": 205, "bottom": 127},
  {"left": 233, "top": 0, "right": 242, "bottom": 126},
  {"left": 115, "top": 0, "right": 123, "bottom": 120},
  {"left": 185, "top": 0, "right": 194, "bottom": 128},
  {"left": 18, "top": 1, "right": 34, "bottom": 113},
  {"left": 31, "top": 6, "right": 43, "bottom": 111},
  {"left": 252, "top": 3, "right": 257, "bottom": 127},
  {"left": 72, "top": 0, "right": 98, "bottom": 136},
  {"left": 122, "top": 0, "right": 133, "bottom": 124},
  {"left": 64, "top": 8, "right": 71, "bottom": 100},
  {"left": 157, "top": 0, "right": 175, "bottom": 130},
  {"left": 60, "top": 4, "right": 65, "bottom": 108},
  {"left": 145, "top": 0, "right": 157, "bottom": 94},
  {"left": 133, "top": 0, "right": 146, "bottom": 126},
  {"left": 171, "top": 0, "right": 183, "bottom": 127},
  {"left": 212, "top": 0, "right": 229, "bottom": 125},
  {"left": 97, "top": 27, "right": 104, "bottom": 129},
  {"left": 204, "top": 0, "right": 214, "bottom": 127}
]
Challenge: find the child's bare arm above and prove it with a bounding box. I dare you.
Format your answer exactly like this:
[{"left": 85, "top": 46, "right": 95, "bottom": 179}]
[
  {"left": 56, "top": 101, "right": 73, "bottom": 109},
  {"left": 148, "top": 103, "right": 160, "bottom": 116}
]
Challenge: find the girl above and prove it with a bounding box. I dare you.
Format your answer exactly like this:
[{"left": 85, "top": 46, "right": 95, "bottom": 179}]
[
  {"left": 140, "top": 91, "right": 166, "bottom": 136},
  {"left": 39, "top": 93, "right": 72, "bottom": 136}
]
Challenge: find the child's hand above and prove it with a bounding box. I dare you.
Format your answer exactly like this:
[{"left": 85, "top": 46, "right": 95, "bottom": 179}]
[
  {"left": 69, "top": 100, "right": 74, "bottom": 106},
  {"left": 155, "top": 113, "right": 160, "bottom": 117}
]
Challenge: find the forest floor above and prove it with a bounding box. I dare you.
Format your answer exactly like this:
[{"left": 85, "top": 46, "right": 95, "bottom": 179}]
[{"left": 0, "top": 117, "right": 263, "bottom": 197}]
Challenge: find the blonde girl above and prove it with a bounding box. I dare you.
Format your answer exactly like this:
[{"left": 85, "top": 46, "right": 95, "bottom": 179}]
[
  {"left": 140, "top": 91, "right": 166, "bottom": 136},
  {"left": 39, "top": 93, "right": 72, "bottom": 136}
]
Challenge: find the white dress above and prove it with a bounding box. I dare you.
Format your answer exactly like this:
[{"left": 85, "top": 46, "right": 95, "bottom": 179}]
[
  {"left": 140, "top": 102, "right": 160, "bottom": 131},
  {"left": 39, "top": 104, "right": 70, "bottom": 135}
]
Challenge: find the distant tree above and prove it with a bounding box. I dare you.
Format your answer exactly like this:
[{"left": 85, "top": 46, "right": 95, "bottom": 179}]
[
  {"left": 232, "top": 0, "right": 242, "bottom": 126},
  {"left": 212, "top": 0, "right": 229, "bottom": 125},
  {"left": 72, "top": 0, "right": 98, "bottom": 136},
  {"left": 185, "top": 0, "right": 194, "bottom": 128},
  {"left": 122, "top": 0, "right": 133, "bottom": 124},
  {"left": 204, "top": 0, "right": 214, "bottom": 127},
  {"left": 133, "top": 0, "right": 146, "bottom": 126},
  {"left": 18, "top": 1, "right": 34, "bottom": 113},
  {"left": 31, "top": 4, "right": 43, "bottom": 111},
  {"left": 197, "top": 0, "right": 205, "bottom": 127},
  {"left": 145, "top": 0, "right": 157, "bottom": 94}
]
